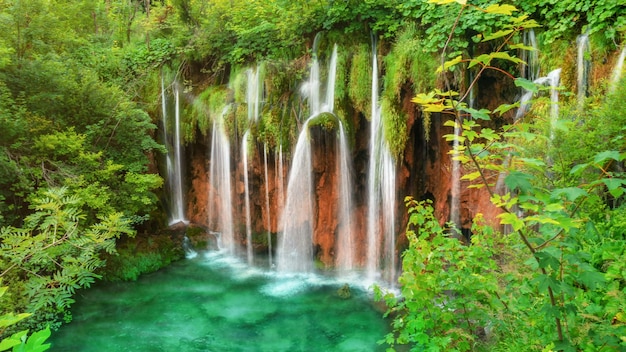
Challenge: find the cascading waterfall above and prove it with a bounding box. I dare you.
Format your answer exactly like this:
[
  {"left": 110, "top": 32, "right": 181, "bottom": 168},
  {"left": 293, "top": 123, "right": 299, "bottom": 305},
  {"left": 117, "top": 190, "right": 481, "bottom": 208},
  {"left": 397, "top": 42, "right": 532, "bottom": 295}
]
[
  {"left": 242, "top": 131, "right": 253, "bottom": 265},
  {"left": 277, "top": 43, "right": 340, "bottom": 273},
  {"left": 263, "top": 144, "right": 273, "bottom": 267},
  {"left": 577, "top": 33, "right": 590, "bottom": 109},
  {"left": 335, "top": 121, "right": 355, "bottom": 272},
  {"left": 366, "top": 38, "right": 397, "bottom": 284},
  {"left": 521, "top": 29, "right": 540, "bottom": 82},
  {"left": 208, "top": 111, "right": 235, "bottom": 254},
  {"left": 277, "top": 118, "right": 314, "bottom": 273},
  {"left": 609, "top": 46, "right": 626, "bottom": 94},
  {"left": 241, "top": 66, "right": 263, "bottom": 265},
  {"left": 159, "top": 76, "right": 187, "bottom": 225}
]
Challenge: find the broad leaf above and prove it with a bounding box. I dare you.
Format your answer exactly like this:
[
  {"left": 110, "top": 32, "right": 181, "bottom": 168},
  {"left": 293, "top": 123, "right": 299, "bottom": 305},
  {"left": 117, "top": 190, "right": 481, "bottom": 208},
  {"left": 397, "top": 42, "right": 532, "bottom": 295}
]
[
  {"left": 505, "top": 171, "right": 533, "bottom": 192},
  {"left": 491, "top": 52, "right": 524, "bottom": 64},
  {"left": 481, "top": 29, "right": 513, "bottom": 42},
  {"left": 593, "top": 150, "right": 620, "bottom": 164},
  {"left": 493, "top": 103, "right": 519, "bottom": 116},
  {"left": 551, "top": 187, "right": 588, "bottom": 202},
  {"left": 498, "top": 212, "right": 524, "bottom": 231},
  {"left": 484, "top": 4, "right": 517, "bottom": 15},
  {"left": 459, "top": 107, "right": 491, "bottom": 120},
  {"left": 436, "top": 55, "right": 463, "bottom": 73},
  {"left": 514, "top": 78, "right": 539, "bottom": 93}
]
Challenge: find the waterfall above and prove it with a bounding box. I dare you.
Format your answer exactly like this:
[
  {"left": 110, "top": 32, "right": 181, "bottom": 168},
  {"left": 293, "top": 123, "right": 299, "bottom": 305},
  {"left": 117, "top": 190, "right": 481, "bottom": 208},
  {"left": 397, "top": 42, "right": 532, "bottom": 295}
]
[
  {"left": 521, "top": 29, "right": 540, "bottom": 82},
  {"left": 263, "top": 144, "right": 273, "bottom": 267},
  {"left": 548, "top": 68, "right": 562, "bottom": 139},
  {"left": 161, "top": 82, "right": 187, "bottom": 226},
  {"left": 609, "top": 46, "right": 626, "bottom": 94},
  {"left": 277, "top": 119, "right": 314, "bottom": 273},
  {"left": 242, "top": 131, "right": 253, "bottom": 265},
  {"left": 576, "top": 33, "right": 590, "bottom": 109},
  {"left": 366, "top": 38, "right": 397, "bottom": 284},
  {"left": 277, "top": 42, "right": 340, "bottom": 273},
  {"left": 335, "top": 122, "right": 355, "bottom": 272},
  {"left": 208, "top": 114, "right": 235, "bottom": 254}
]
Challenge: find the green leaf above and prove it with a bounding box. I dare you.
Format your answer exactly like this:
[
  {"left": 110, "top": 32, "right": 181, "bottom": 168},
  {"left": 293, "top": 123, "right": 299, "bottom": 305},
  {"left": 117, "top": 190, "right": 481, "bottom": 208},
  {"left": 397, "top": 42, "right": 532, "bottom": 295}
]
[
  {"left": 493, "top": 103, "right": 519, "bottom": 116},
  {"left": 436, "top": 55, "right": 463, "bottom": 73},
  {"left": 509, "top": 43, "right": 537, "bottom": 51},
  {"left": 491, "top": 52, "right": 524, "bottom": 64},
  {"left": 468, "top": 54, "right": 491, "bottom": 68},
  {"left": 0, "top": 330, "right": 28, "bottom": 350},
  {"left": 551, "top": 187, "right": 588, "bottom": 202},
  {"left": 576, "top": 270, "right": 606, "bottom": 290},
  {"left": 535, "top": 251, "right": 560, "bottom": 270},
  {"left": 481, "top": 29, "right": 514, "bottom": 42},
  {"left": 514, "top": 78, "right": 539, "bottom": 93},
  {"left": 498, "top": 212, "right": 524, "bottom": 231},
  {"left": 459, "top": 107, "right": 490, "bottom": 120},
  {"left": 505, "top": 171, "right": 534, "bottom": 192},
  {"left": 569, "top": 163, "right": 589, "bottom": 176},
  {"left": 484, "top": 4, "right": 517, "bottom": 15},
  {"left": 593, "top": 150, "right": 621, "bottom": 164},
  {"left": 602, "top": 178, "right": 626, "bottom": 198}
]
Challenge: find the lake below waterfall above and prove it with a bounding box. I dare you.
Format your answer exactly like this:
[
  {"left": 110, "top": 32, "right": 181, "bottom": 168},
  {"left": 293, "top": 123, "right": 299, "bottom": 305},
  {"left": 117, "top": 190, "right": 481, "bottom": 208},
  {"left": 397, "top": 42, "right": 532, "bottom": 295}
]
[{"left": 49, "top": 251, "right": 390, "bottom": 351}]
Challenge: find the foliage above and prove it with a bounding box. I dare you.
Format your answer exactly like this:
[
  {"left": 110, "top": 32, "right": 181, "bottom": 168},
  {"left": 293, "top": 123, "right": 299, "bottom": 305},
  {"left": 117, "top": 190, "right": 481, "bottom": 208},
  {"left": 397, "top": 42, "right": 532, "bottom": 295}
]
[
  {"left": 519, "top": 0, "right": 626, "bottom": 45},
  {"left": 0, "top": 289, "right": 51, "bottom": 352},
  {"left": 388, "top": 1, "right": 626, "bottom": 351},
  {"left": 0, "top": 187, "right": 134, "bottom": 334},
  {"left": 377, "top": 198, "right": 504, "bottom": 351}
]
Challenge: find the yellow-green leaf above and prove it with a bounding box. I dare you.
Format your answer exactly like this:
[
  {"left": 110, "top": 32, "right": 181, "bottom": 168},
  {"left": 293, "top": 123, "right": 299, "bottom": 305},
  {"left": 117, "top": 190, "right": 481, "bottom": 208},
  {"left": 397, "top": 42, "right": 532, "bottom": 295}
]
[
  {"left": 461, "top": 171, "right": 482, "bottom": 181},
  {"left": 491, "top": 52, "right": 524, "bottom": 64},
  {"left": 484, "top": 4, "right": 517, "bottom": 15},
  {"left": 436, "top": 55, "right": 463, "bottom": 73},
  {"left": 481, "top": 29, "right": 514, "bottom": 42}
]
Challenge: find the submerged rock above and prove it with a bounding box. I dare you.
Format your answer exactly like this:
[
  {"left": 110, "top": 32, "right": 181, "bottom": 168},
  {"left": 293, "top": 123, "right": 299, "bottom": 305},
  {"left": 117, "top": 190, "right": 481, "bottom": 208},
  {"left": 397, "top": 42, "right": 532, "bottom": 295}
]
[{"left": 337, "top": 283, "right": 351, "bottom": 299}]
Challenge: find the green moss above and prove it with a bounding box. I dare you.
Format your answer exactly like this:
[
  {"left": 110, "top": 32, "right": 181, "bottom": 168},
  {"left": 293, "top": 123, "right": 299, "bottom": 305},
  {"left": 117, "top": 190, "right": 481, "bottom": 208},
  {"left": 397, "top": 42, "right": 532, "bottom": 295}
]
[
  {"left": 100, "top": 234, "right": 184, "bottom": 282},
  {"left": 309, "top": 112, "right": 338, "bottom": 131},
  {"left": 348, "top": 44, "right": 372, "bottom": 120},
  {"left": 381, "top": 95, "right": 408, "bottom": 158}
]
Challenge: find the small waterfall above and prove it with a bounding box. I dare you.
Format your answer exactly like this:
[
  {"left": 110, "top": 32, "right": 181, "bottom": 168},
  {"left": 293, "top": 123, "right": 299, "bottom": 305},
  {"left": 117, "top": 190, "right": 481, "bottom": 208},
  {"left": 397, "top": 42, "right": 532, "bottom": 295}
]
[
  {"left": 242, "top": 131, "right": 253, "bottom": 265},
  {"left": 576, "top": 33, "right": 590, "bottom": 109},
  {"left": 277, "top": 119, "right": 314, "bottom": 273},
  {"left": 208, "top": 114, "right": 235, "bottom": 253},
  {"left": 366, "top": 38, "right": 397, "bottom": 284},
  {"left": 609, "top": 46, "right": 626, "bottom": 94},
  {"left": 547, "top": 68, "right": 562, "bottom": 139},
  {"left": 335, "top": 122, "right": 355, "bottom": 272},
  {"left": 263, "top": 144, "right": 273, "bottom": 267},
  {"left": 160, "top": 76, "right": 187, "bottom": 225},
  {"left": 247, "top": 66, "right": 262, "bottom": 123},
  {"left": 521, "top": 29, "right": 540, "bottom": 82}
]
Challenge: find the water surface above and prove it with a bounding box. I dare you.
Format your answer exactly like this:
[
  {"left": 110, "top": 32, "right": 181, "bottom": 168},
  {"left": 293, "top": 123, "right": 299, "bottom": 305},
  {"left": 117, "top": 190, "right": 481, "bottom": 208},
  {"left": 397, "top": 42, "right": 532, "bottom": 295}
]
[{"left": 50, "top": 252, "right": 389, "bottom": 351}]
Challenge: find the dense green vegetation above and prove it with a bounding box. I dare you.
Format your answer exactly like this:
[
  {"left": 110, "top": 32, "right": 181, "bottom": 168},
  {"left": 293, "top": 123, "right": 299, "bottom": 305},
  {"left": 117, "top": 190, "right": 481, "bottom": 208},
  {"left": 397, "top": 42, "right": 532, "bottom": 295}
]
[
  {"left": 386, "top": 1, "right": 626, "bottom": 350},
  {"left": 0, "top": 0, "right": 624, "bottom": 350}
]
